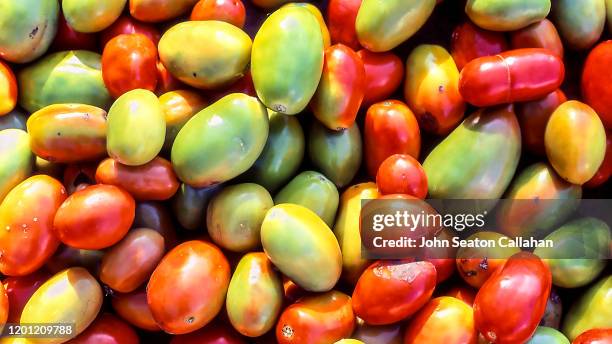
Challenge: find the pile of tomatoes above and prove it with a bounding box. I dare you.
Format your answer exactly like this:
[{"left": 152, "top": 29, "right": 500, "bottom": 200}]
[{"left": 0, "top": 0, "right": 611, "bottom": 343}]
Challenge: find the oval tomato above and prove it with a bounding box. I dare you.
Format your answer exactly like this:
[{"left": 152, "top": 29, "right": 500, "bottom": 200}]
[
  {"left": 474, "top": 252, "right": 552, "bottom": 344},
  {"left": 53, "top": 184, "right": 135, "bottom": 250},
  {"left": 364, "top": 100, "right": 420, "bottom": 178},
  {"left": 102, "top": 33, "right": 158, "bottom": 98},
  {"left": 190, "top": 0, "right": 246, "bottom": 28},
  {"left": 357, "top": 50, "right": 404, "bottom": 106},
  {"left": 0, "top": 60, "right": 17, "bottom": 116},
  {"left": 0, "top": 175, "right": 66, "bottom": 276},
  {"left": 112, "top": 289, "right": 160, "bottom": 331},
  {"left": 67, "top": 313, "right": 139, "bottom": 344},
  {"left": 327, "top": 0, "right": 362, "bottom": 50},
  {"left": 516, "top": 89, "right": 567, "bottom": 156},
  {"left": 170, "top": 323, "right": 246, "bottom": 344},
  {"left": 450, "top": 21, "right": 508, "bottom": 70},
  {"left": 95, "top": 157, "right": 180, "bottom": 201},
  {"left": 585, "top": 129, "right": 612, "bottom": 188},
  {"left": 51, "top": 13, "right": 98, "bottom": 52},
  {"left": 572, "top": 329, "right": 612, "bottom": 344},
  {"left": 147, "top": 240, "right": 230, "bottom": 334},
  {"left": 352, "top": 260, "right": 436, "bottom": 325},
  {"left": 3, "top": 270, "right": 51, "bottom": 323},
  {"left": 100, "top": 15, "right": 161, "bottom": 47},
  {"left": 510, "top": 19, "right": 564, "bottom": 57},
  {"left": 582, "top": 40, "right": 612, "bottom": 129},
  {"left": 376, "top": 154, "right": 427, "bottom": 198}
]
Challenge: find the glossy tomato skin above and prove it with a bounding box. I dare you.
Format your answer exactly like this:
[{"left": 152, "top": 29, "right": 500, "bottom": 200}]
[
  {"left": 51, "top": 13, "right": 98, "bottom": 52},
  {"left": 0, "top": 282, "right": 7, "bottom": 329},
  {"left": 376, "top": 154, "right": 427, "bottom": 198},
  {"left": 582, "top": 40, "right": 612, "bottom": 129},
  {"left": 147, "top": 240, "right": 230, "bottom": 334},
  {"left": 585, "top": 130, "right": 612, "bottom": 188},
  {"left": 327, "top": 0, "right": 362, "bottom": 50},
  {"left": 474, "top": 252, "right": 552, "bottom": 344},
  {"left": 276, "top": 290, "right": 355, "bottom": 344},
  {"left": 66, "top": 313, "right": 139, "bottom": 344},
  {"left": 510, "top": 19, "right": 563, "bottom": 57},
  {"left": 53, "top": 184, "right": 136, "bottom": 250},
  {"left": 112, "top": 289, "right": 160, "bottom": 331},
  {"left": 0, "top": 175, "right": 66, "bottom": 276},
  {"left": 459, "top": 48, "right": 565, "bottom": 107},
  {"left": 190, "top": 0, "right": 246, "bottom": 28},
  {"left": 572, "top": 329, "right": 612, "bottom": 344},
  {"left": 443, "top": 285, "right": 476, "bottom": 306},
  {"left": 352, "top": 260, "right": 436, "bottom": 325},
  {"left": 516, "top": 89, "right": 567, "bottom": 156},
  {"left": 450, "top": 21, "right": 508, "bottom": 70},
  {"left": 102, "top": 33, "right": 158, "bottom": 98},
  {"left": 364, "top": 100, "right": 420, "bottom": 178},
  {"left": 0, "top": 60, "right": 17, "bottom": 116},
  {"left": 95, "top": 157, "right": 180, "bottom": 201},
  {"left": 100, "top": 15, "right": 161, "bottom": 47},
  {"left": 3, "top": 270, "right": 51, "bottom": 323},
  {"left": 156, "top": 61, "right": 184, "bottom": 94},
  {"left": 357, "top": 50, "right": 404, "bottom": 106}
]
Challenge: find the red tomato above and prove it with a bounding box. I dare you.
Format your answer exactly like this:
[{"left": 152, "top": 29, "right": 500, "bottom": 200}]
[
  {"left": 0, "top": 175, "right": 67, "bottom": 276},
  {"left": 510, "top": 19, "right": 563, "bottom": 57},
  {"left": 459, "top": 48, "right": 565, "bottom": 107},
  {"left": 112, "top": 289, "right": 160, "bottom": 331},
  {"left": 450, "top": 21, "right": 508, "bottom": 70},
  {"left": 456, "top": 256, "right": 510, "bottom": 289},
  {"left": 147, "top": 240, "right": 230, "bottom": 334},
  {"left": 582, "top": 40, "right": 612, "bottom": 129},
  {"left": 516, "top": 89, "right": 567, "bottom": 156},
  {"left": 206, "top": 71, "right": 256, "bottom": 102},
  {"left": 585, "top": 130, "right": 612, "bottom": 188},
  {"left": 376, "top": 154, "right": 427, "bottom": 198},
  {"left": 572, "top": 329, "right": 612, "bottom": 344},
  {"left": 133, "top": 201, "right": 178, "bottom": 249},
  {"left": 357, "top": 50, "right": 404, "bottom": 106},
  {"left": 311, "top": 44, "right": 365, "bottom": 130},
  {"left": 352, "top": 260, "right": 436, "bottom": 325},
  {"left": 63, "top": 163, "right": 97, "bottom": 195},
  {"left": 102, "top": 33, "right": 158, "bottom": 98},
  {"left": 0, "top": 282, "right": 7, "bottom": 327},
  {"left": 443, "top": 285, "right": 476, "bottom": 306},
  {"left": 53, "top": 184, "right": 135, "bottom": 250},
  {"left": 276, "top": 290, "right": 355, "bottom": 344},
  {"left": 190, "top": 0, "right": 246, "bottom": 28},
  {"left": 51, "top": 13, "right": 98, "bottom": 52},
  {"left": 3, "top": 270, "right": 51, "bottom": 323},
  {"left": 170, "top": 323, "right": 246, "bottom": 344},
  {"left": 100, "top": 15, "right": 161, "bottom": 48},
  {"left": 364, "top": 100, "right": 421, "bottom": 178},
  {"left": 66, "top": 313, "right": 139, "bottom": 344},
  {"left": 0, "top": 60, "right": 18, "bottom": 116},
  {"left": 129, "top": 0, "right": 199, "bottom": 23},
  {"left": 95, "top": 157, "right": 180, "bottom": 201},
  {"left": 156, "top": 61, "right": 184, "bottom": 95},
  {"left": 327, "top": 0, "right": 362, "bottom": 50},
  {"left": 474, "top": 252, "right": 551, "bottom": 344}
]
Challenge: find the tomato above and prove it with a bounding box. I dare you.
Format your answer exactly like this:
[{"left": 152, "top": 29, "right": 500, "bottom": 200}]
[
  {"left": 276, "top": 290, "right": 355, "bottom": 344},
  {"left": 0, "top": 282, "right": 7, "bottom": 331},
  {"left": 147, "top": 240, "right": 230, "bottom": 334},
  {"left": 585, "top": 130, "right": 612, "bottom": 187},
  {"left": 45, "top": 245, "right": 103, "bottom": 275},
  {"left": 0, "top": 60, "right": 17, "bottom": 115},
  {"left": 364, "top": 100, "right": 420, "bottom": 178},
  {"left": 357, "top": 50, "right": 404, "bottom": 106},
  {"left": 327, "top": 0, "right": 362, "bottom": 50},
  {"left": 95, "top": 157, "right": 180, "bottom": 201},
  {"left": 375, "top": 154, "right": 427, "bottom": 198},
  {"left": 170, "top": 323, "right": 246, "bottom": 344},
  {"left": 129, "top": 0, "right": 199, "bottom": 23},
  {"left": 53, "top": 184, "right": 135, "bottom": 250},
  {"left": 0, "top": 175, "right": 66, "bottom": 276},
  {"left": 51, "top": 13, "right": 98, "bottom": 52},
  {"left": 516, "top": 89, "right": 567, "bottom": 156},
  {"left": 474, "top": 252, "right": 552, "bottom": 344},
  {"left": 459, "top": 48, "right": 565, "bottom": 107},
  {"left": 443, "top": 285, "right": 476, "bottom": 306},
  {"left": 133, "top": 201, "right": 178, "bottom": 249},
  {"left": 450, "top": 21, "right": 508, "bottom": 70},
  {"left": 156, "top": 61, "right": 184, "bottom": 94},
  {"left": 63, "top": 163, "right": 97, "bottom": 194},
  {"left": 67, "top": 313, "right": 139, "bottom": 344},
  {"left": 100, "top": 15, "right": 161, "bottom": 47},
  {"left": 352, "top": 319, "right": 403, "bottom": 344},
  {"left": 403, "top": 296, "right": 478, "bottom": 344},
  {"left": 510, "top": 19, "right": 564, "bottom": 57},
  {"left": 100, "top": 228, "right": 165, "bottom": 293},
  {"left": 572, "top": 329, "right": 612, "bottom": 344},
  {"left": 112, "top": 289, "right": 160, "bottom": 331},
  {"left": 3, "top": 270, "right": 51, "bottom": 323},
  {"left": 582, "top": 40, "right": 612, "bottom": 129},
  {"left": 102, "top": 33, "right": 158, "bottom": 98},
  {"left": 352, "top": 260, "right": 436, "bottom": 325},
  {"left": 190, "top": 0, "right": 246, "bottom": 28}
]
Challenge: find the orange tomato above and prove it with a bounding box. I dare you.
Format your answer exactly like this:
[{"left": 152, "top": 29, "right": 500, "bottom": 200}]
[
  {"left": 0, "top": 60, "right": 17, "bottom": 116},
  {"left": 130, "top": 0, "right": 199, "bottom": 23},
  {"left": 112, "top": 289, "right": 160, "bottom": 331},
  {"left": 375, "top": 154, "right": 427, "bottom": 198},
  {"left": 190, "top": 0, "right": 246, "bottom": 28}
]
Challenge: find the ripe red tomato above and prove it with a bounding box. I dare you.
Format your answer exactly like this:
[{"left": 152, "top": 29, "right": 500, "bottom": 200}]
[
  {"left": 66, "top": 313, "right": 139, "bottom": 344},
  {"left": 0, "top": 282, "right": 7, "bottom": 328},
  {"left": 459, "top": 48, "right": 565, "bottom": 107},
  {"left": 102, "top": 33, "right": 158, "bottom": 98},
  {"left": 276, "top": 290, "right": 355, "bottom": 344},
  {"left": 451, "top": 21, "right": 508, "bottom": 70},
  {"left": 53, "top": 184, "right": 135, "bottom": 250},
  {"left": 112, "top": 289, "right": 160, "bottom": 331},
  {"left": 147, "top": 240, "right": 230, "bottom": 334},
  {"left": 376, "top": 154, "right": 427, "bottom": 198},
  {"left": 357, "top": 50, "right": 404, "bottom": 106},
  {"left": 516, "top": 89, "right": 567, "bottom": 156},
  {"left": 443, "top": 285, "right": 476, "bottom": 306},
  {"left": 585, "top": 130, "right": 612, "bottom": 188},
  {"left": 0, "top": 175, "right": 67, "bottom": 276},
  {"left": 327, "top": 0, "right": 362, "bottom": 50},
  {"left": 474, "top": 252, "right": 551, "bottom": 344},
  {"left": 51, "top": 13, "right": 98, "bottom": 52},
  {"left": 0, "top": 60, "right": 18, "bottom": 116},
  {"left": 572, "top": 329, "right": 612, "bottom": 344},
  {"left": 95, "top": 157, "right": 180, "bottom": 201},
  {"left": 510, "top": 19, "right": 563, "bottom": 57},
  {"left": 100, "top": 15, "right": 161, "bottom": 48},
  {"left": 3, "top": 270, "right": 51, "bottom": 323},
  {"left": 364, "top": 100, "right": 420, "bottom": 178},
  {"left": 352, "top": 260, "right": 436, "bottom": 325},
  {"left": 582, "top": 40, "right": 612, "bottom": 129},
  {"left": 190, "top": 0, "right": 246, "bottom": 28},
  {"left": 170, "top": 323, "right": 246, "bottom": 344},
  {"left": 156, "top": 61, "right": 184, "bottom": 95}
]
